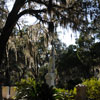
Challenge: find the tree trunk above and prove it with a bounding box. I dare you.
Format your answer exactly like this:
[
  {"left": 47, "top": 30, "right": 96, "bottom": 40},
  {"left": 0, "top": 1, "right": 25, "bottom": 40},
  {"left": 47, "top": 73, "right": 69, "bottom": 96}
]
[
  {"left": 0, "top": 0, "right": 25, "bottom": 99},
  {"left": 0, "top": 0, "right": 25, "bottom": 65}
]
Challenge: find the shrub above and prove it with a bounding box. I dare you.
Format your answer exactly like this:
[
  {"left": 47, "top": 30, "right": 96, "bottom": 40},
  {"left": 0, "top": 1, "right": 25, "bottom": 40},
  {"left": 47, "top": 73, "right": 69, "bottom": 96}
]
[
  {"left": 83, "top": 78, "right": 100, "bottom": 100},
  {"left": 15, "top": 78, "right": 55, "bottom": 100},
  {"left": 54, "top": 88, "right": 76, "bottom": 100},
  {"left": 15, "top": 78, "right": 76, "bottom": 100}
]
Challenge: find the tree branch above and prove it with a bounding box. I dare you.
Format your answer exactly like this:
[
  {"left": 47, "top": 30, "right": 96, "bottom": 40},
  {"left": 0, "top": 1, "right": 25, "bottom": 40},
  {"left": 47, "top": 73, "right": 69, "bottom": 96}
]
[
  {"left": 30, "top": 0, "right": 48, "bottom": 7},
  {"left": 17, "top": 8, "right": 48, "bottom": 22},
  {"left": 18, "top": 8, "right": 47, "bottom": 17}
]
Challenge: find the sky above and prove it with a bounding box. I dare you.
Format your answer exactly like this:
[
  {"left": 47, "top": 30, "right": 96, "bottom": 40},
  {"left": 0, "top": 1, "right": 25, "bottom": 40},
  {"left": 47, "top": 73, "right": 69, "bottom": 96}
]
[{"left": 7, "top": 1, "right": 78, "bottom": 46}]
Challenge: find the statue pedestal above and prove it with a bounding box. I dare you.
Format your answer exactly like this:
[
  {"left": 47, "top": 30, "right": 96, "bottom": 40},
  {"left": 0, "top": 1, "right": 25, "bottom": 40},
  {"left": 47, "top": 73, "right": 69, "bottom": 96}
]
[{"left": 45, "top": 72, "right": 55, "bottom": 87}]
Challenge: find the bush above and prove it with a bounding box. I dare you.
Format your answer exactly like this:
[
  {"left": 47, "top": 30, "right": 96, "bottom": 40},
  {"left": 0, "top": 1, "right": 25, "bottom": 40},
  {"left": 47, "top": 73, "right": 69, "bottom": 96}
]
[
  {"left": 83, "top": 78, "right": 100, "bottom": 100},
  {"left": 16, "top": 78, "right": 55, "bottom": 100},
  {"left": 15, "top": 78, "right": 77, "bottom": 100},
  {"left": 54, "top": 88, "right": 76, "bottom": 100}
]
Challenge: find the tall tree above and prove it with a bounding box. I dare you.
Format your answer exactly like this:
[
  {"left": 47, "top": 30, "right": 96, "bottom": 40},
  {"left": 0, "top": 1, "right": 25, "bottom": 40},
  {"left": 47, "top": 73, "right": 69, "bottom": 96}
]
[
  {"left": 1, "top": 23, "right": 53, "bottom": 85},
  {"left": 0, "top": 0, "right": 99, "bottom": 64},
  {"left": 56, "top": 45, "right": 84, "bottom": 89}
]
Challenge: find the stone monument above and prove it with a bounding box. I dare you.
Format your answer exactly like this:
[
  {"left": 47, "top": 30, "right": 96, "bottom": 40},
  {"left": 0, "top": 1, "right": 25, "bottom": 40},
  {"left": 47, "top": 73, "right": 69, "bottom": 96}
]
[
  {"left": 75, "top": 84, "right": 87, "bottom": 100},
  {"left": 45, "top": 41, "right": 55, "bottom": 87}
]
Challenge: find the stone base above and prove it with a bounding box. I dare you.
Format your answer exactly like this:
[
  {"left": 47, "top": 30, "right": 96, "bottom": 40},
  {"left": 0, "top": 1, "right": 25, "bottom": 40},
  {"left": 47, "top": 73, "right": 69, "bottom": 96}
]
[{"left": 45, "top": 72, "right": 55, "bottom": 87}]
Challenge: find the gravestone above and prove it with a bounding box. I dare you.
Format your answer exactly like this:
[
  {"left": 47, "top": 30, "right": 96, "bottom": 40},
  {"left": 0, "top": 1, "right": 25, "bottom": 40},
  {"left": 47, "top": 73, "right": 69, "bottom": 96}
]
[
  {"left": 2, "top": 86, "right": 17, "bottom": 100},
  {"left": 75, "top": 84, "right": 87, "bottom": 100}
]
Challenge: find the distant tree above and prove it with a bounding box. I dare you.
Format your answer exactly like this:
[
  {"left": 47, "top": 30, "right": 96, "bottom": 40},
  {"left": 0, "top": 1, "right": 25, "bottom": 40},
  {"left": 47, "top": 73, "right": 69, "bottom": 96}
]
[
  {"left": 56, "top": 45, "right": 84, "bottom": 89},
  {"left": 76, "top": 31, "right": 95, "bottom": 75},
  {"left": 90, "top": 42, "right": 100, "bottom": 66}
]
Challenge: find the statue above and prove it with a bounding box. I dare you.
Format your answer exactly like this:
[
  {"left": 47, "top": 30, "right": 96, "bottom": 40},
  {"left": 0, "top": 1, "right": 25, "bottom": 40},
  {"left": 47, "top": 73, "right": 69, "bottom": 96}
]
[{"left": 45, "top": 40, "right": 55, "bottom": 87}]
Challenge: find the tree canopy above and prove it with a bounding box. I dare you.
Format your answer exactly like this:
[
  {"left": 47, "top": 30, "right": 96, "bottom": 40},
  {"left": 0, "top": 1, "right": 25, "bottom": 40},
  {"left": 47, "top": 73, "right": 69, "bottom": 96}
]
[{"left": 1, "top": 0, "right": 100, "bottom": 64}]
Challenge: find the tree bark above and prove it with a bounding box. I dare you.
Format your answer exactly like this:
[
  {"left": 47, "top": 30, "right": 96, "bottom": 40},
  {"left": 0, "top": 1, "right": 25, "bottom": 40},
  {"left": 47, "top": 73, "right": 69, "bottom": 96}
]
[
  {"left": 0, "top": 0, "right": 25, "bottom": 65},
  {"left": 0, "top": 0, "right": 25, "bottom": 99}
]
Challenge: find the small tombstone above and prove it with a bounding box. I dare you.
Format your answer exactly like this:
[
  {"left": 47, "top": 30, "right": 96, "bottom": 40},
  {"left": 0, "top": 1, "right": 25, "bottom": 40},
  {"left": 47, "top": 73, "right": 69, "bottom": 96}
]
[
  {"left": 2, "top": 86, "right": 17, "bottom": 100},
  {"left": 75, "top": 84, "right": 87, "bottom": 100},
  {"left": 2, "top": 86, "right": 10, "bottom": 99},
  {"left": 9, "top": 86, "right": 17, "bottom": 98}
]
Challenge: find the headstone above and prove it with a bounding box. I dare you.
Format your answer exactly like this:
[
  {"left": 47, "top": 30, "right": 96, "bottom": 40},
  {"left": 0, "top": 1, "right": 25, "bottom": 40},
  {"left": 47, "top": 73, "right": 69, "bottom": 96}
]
[
  {"left": 2, "top": 86, "right": 17, "bottom": 99},
  {"left": 75, "top": 84, "right": 87, "bottom": 100},
  {"left": 2, "top": 86, "right": 10, "bottom": 99},
  {"left": 9, "top": 87, "right": 17, "bottom": 98}
]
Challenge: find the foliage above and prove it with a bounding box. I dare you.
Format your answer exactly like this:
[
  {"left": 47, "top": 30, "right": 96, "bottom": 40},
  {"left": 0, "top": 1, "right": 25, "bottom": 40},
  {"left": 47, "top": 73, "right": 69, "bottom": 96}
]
[
  {"left": 16, "top": 78, "right": 77, "bottom": 100},
  {"left": 76, "top": 36, "right": 100, "bottom": 77},
  {"left": 55, "top": 78, "right": 100, "bottom": 100},
  {"left": 54, "top": 88, "right": 76, "bottom": 100},
  {"left": 16, "top": 78, "right": 55, "bottom": 100},
  {"left": 0, "top": 23, "right": 53, "bottom": 85},
  {"left": 76, "top": 31, "right": 95, "bottom": 77},
  {"left": 76, "top": 27, "right": 100, "bottom": 78},
  {"left": 56, "top": 45, "right": 85, "bottom": 89},
  {"left": 0, "top": 0, "right": 8, "bottom": 29},
  {"left": 56, "top": 41, "right": 100, "bottom": 89},
  {"left": 83, "top": 78, "right": 100, "bottom": 100},
  {"left": 90, "top": 42, "right": 100, "bottom": 66}
]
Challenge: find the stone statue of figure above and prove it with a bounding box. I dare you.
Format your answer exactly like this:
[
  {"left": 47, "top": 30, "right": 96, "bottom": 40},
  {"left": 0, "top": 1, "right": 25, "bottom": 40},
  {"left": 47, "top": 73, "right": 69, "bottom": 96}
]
[
  {"left": 48, "top": 42, "right": 55, "bottom": 73},
  {"left": 45, "top": 40, "right": 56, "bottom": 87}
]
